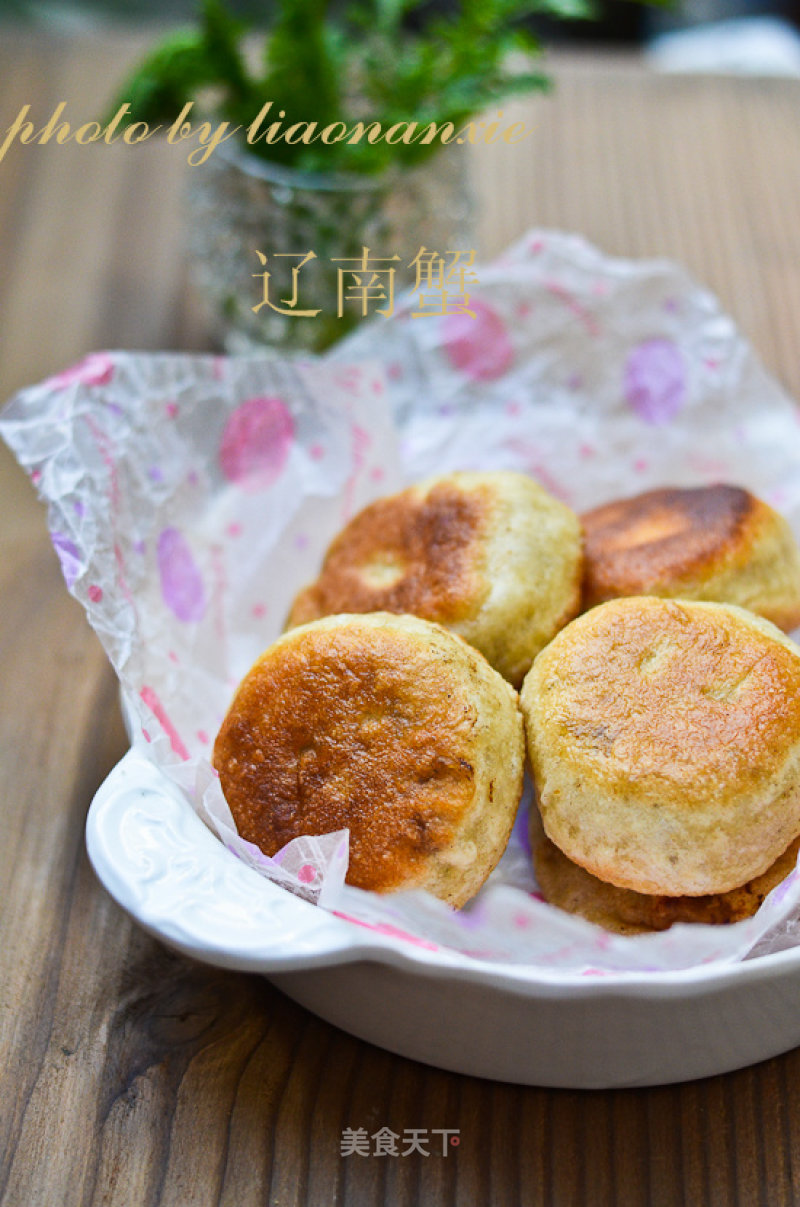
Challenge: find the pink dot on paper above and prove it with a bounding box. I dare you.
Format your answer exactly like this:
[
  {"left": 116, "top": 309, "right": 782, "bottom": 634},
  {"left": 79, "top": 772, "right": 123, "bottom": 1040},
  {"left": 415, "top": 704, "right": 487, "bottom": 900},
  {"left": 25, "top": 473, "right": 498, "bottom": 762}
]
[
  {"left": 372, "top": 379, "right": 384, "bottom": 394},
  {"left": 624, "top": 338, "right": 687, "bottom": 426},
  {"left": 142, "top": 729, "right": 151, "bottom": 743},
  {"left": 387, "top": 363, "right": 403, "bottom": 381},
  {"left": 220, "top": 395, "right": 294, "bottom": 492},
  {"left": 140, "top": 684, "right": 190, "bottom": 761},
  {"left": 369, "top": 467, "right": 385, "bottom": 483},
  {"left": 226, "top": 522, "right": 243, "bottom": 538},
  {"left": 310, "top": 444, "right": 325, "bottom": 460},
  {"left": 442, "top": 298, "right": 514, "bottom": 382},
  {"left": 157, "top": 527, "right": 206, "bottom": 623},
  {"left": 505, "top": 401, "right": 522, "bottom": 417},
  {"left": 49, "top": 352, "right": 115, "bottom": 390},
  {"left": 197, "top": 729, "right": 209, "bottom": 745},
  {"left": 251, "top": 602, "right": 267, "bottom": 619},
  {"left": 168, "top": 650, "right": 179, "bottom": 663},
  {"left": 87, "top": 584, "right": 103, "bottom": 603},
  {"left": 298, "top": 864, "right": 317, "bottom": 884},
  {"left": 31, "top": 469, "right": 42, "bottom": 485},
  {"left": 166, "top": 402, "right": 179, "bottom": 418},
  {"left": 633, "top": 457, "right": 649, "bottom": 473}
]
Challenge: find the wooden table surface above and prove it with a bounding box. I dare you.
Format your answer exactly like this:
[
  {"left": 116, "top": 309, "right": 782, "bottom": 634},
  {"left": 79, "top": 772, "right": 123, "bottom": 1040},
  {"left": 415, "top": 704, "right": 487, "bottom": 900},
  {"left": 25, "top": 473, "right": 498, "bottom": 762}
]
[{"left": 4, "top": 25, "right": 800, "bottom": 1206}]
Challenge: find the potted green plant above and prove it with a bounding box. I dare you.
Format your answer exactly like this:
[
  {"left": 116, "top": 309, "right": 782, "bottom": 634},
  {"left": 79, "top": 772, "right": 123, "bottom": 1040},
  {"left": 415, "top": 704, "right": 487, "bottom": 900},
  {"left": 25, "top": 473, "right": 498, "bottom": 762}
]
[{"left": 111, "top": 0, "right": 656, "bottom": 352}]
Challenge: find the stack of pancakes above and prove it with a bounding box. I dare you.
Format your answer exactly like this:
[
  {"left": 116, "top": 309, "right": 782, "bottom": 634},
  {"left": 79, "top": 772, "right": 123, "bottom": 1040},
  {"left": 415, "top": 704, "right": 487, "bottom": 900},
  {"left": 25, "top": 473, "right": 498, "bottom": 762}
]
[{"left": 213, "top": 473, "right": 800, "bottom": 929}]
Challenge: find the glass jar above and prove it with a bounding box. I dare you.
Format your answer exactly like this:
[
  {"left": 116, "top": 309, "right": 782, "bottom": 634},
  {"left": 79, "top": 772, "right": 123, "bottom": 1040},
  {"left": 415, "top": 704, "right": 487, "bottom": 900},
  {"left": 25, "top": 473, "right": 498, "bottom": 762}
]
[{"left": 186, "top": 141, "right": 474, "bottom": 355}]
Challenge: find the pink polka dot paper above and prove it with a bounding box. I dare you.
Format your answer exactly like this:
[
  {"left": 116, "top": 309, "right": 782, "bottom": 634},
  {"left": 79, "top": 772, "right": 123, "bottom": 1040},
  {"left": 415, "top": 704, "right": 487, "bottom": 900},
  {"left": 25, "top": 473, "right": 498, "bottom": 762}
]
[{"left": 7, "top": 229, "right": 800, "bottom": 972}]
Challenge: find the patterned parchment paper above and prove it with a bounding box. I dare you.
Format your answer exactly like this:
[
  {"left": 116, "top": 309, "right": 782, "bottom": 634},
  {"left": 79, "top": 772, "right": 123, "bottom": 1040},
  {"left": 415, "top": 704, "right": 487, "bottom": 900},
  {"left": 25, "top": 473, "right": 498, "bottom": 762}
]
[{"left": 6, "top": 229, "right": 800, "bottom": 974}]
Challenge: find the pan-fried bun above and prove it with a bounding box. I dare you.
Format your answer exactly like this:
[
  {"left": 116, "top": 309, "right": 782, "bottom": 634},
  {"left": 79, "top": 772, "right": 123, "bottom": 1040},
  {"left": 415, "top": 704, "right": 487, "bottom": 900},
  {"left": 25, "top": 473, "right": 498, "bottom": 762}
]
[
  {"left": 520, "top": 597, "right": 800, "bottom": 897},
  {"left": 581, "top": 484, "right": 800, "bottom": 631},
  {"left": 287, "top": 471, "right": 583, "bottom": 686},
  {"left": 529, "top": 804, "right": 800, "bottom": 934},
  {"left": 214, "top": 612, "right": 525, "bottom": 907}
]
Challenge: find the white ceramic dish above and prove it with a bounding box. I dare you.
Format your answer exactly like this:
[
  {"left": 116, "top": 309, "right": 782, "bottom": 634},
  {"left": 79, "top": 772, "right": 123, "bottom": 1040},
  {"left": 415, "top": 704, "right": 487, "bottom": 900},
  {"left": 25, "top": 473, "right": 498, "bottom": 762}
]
[{"left": 87, "top": 747, "right": 800, "bottom": 1088}]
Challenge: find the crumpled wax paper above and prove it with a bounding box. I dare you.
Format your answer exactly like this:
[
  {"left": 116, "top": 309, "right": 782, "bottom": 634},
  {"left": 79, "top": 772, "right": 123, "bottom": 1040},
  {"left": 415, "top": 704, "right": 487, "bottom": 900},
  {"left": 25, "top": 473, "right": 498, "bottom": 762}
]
[{"left": 6, "top": 228, "right": 800, "bottom": 974}]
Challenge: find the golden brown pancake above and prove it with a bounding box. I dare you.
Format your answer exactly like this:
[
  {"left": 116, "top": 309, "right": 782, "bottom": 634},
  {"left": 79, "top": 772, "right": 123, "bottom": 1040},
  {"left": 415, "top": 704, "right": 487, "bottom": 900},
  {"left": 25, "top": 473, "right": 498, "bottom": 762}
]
[
  {"left": 286, "top": 471, "right": 583, "bottom": 686},
  {"left": 529, "top": 804, "right": 800, "bottom": 934},
  {"left": 520, "top": 597, "right": 800, "bottom": 897},
  {"left": 581, "top": 484, "right": 800, "bottom": 631},
  {"left": 214, "top": 612, "right": 525, "bottom": 907}
]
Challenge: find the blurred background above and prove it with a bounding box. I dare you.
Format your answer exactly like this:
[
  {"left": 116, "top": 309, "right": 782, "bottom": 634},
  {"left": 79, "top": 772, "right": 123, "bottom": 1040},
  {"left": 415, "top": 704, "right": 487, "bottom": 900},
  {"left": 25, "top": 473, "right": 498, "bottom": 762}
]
[{"left": 2, "top": 0, "right": 800, "bottom": 41}]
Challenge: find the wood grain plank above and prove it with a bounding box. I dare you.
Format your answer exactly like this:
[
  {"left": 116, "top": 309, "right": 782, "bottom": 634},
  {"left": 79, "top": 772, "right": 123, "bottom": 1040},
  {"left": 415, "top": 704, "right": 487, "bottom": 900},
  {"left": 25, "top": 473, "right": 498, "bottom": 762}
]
[{"left": 6, "top": 30, "right": 800, "bottom": 1207}]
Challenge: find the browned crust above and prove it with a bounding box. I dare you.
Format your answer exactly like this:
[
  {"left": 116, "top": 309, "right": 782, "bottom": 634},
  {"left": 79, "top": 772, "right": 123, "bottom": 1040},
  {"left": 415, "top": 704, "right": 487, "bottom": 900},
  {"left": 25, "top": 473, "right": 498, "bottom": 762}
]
[
  {"left": 287, "top": 481, "right": 490, "bottom": 628},
  {"left": 581, "top": 484, "right": 757, "bottom": 608},
  {"left": 531, "top": 598, "right": 800, "bottom": 795},
  {"left": 213, "top": 619, "right": 482, "bottom": 895},
  {"left": 530, "top": 806, "right": 800, "bottom": 934}
]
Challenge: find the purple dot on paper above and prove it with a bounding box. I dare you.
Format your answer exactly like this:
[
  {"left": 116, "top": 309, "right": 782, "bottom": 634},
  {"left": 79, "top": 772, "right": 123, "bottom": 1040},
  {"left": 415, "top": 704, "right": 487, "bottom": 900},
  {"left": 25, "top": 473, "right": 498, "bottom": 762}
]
[
  {"left": 220, "top": 395, "right": 294, "bottom": 492},
  {"left": 442, "top": 299, "right": 514, "bottom": 382},
  {"left": 294, "top": 533, "right": 309, "bottom": 551},
  {"left": 51, "top": 533, "right": 82, "bottom": 588},
  {"left": 148, "top": 465, "right": 163, "bottom": 483},
  {"left": 623, "top": 338, "right": 687, "bottom": 425},
  {"left": 157, "top": 527, "right": 206, "bottom": 623},
  {"left": 73, "top": 500, "right": 84, "bottom": 517},
  {"left": 133, "top": 539, "right": 146, "bottom": 555}
]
